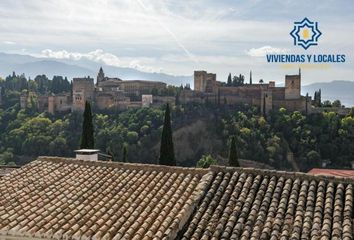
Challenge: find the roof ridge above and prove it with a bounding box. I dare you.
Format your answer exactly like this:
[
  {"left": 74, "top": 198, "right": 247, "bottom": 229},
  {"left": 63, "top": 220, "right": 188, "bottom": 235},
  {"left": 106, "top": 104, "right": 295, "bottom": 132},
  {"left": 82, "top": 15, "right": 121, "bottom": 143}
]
[
  {"left": 210, "top": 165, "right": 354, "bottom": 185},
  {"left": 167, "top": 171, "right": 215, "bottom": 239},
  {"left": 37, "top": 156, "right": 209, "bottom": 175},
  {"left": 0, "top": 165, "right": 20, "bottom": 168}
]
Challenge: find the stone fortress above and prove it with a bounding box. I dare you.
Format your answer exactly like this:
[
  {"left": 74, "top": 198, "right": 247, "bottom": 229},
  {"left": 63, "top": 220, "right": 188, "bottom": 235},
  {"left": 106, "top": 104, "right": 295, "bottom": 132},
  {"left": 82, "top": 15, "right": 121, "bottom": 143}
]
[
  {"left": 20, "top": 67, "right": 168, "bottom": 113},
  {"left": 20, "top": 67, "right": 317, "bottom": 115},
  {"left": 72, "top": 67, "right": 168, "bottom": 111},
  {"left": 179, "top": 68, "right": 311, "bottom": 114}
]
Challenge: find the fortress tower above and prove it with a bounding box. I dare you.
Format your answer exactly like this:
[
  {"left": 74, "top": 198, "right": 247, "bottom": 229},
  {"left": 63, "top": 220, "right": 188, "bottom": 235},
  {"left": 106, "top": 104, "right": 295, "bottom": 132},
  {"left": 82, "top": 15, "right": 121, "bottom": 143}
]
[
  {"left": 20, "top": 91, "right": 29, "bottom": 109},
  {"left": 72, "top": 77, "right": 94, "bottom": 111},
  {"left": 97, "top": 67, "right": 105, "bottom": 86},
  {"left": 285, "top": 68, "right": 301, "bottom": 100},
  {"left": 194, "top": 71, "right": 216, "bottom": 93},
  {"left": 48, "top": 95, "right": 55, "bottom": 114}
]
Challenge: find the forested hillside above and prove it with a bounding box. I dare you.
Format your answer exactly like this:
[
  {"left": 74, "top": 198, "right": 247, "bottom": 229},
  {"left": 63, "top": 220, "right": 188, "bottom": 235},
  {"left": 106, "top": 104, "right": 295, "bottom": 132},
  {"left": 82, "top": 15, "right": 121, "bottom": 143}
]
[{"left": 0, "top": 102, "right": 353, "bottom": 172}]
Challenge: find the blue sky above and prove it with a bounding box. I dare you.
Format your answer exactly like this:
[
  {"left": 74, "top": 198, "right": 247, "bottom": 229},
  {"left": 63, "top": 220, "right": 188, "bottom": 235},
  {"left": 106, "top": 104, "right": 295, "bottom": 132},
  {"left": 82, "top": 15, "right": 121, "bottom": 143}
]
[{"left": 0, "top": 0, "right": 353, "bottom": 84}]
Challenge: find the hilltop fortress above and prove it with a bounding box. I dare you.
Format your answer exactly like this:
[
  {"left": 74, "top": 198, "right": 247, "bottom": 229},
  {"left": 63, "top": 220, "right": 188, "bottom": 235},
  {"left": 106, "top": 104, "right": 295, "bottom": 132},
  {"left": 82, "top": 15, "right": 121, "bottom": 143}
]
[
  {"left": 181, "top": 69, "right": 310, "bottom": 114},
  {"left": 20, "top": 68, "right": 315, "bottom": 115},
  {"left": 20, "top": 67, "right": 168, "bottom": 113}
]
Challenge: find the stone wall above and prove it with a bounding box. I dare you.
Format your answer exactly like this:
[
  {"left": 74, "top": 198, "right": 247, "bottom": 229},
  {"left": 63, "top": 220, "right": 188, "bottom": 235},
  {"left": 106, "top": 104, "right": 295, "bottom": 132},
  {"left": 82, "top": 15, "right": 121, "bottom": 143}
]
[
  {"left": 119, "top": 80, "right": 166, "bottom": 97},
  {"left": 285, "top": 74, "right": 301, "bottom": 100}
]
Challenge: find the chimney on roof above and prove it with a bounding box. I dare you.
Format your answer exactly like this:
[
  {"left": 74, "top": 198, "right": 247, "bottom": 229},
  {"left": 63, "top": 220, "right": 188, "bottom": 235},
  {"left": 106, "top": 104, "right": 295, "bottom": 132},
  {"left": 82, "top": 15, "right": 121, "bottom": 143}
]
[{"left": 75, "top": 149, "right": 100, "bottom": 161}]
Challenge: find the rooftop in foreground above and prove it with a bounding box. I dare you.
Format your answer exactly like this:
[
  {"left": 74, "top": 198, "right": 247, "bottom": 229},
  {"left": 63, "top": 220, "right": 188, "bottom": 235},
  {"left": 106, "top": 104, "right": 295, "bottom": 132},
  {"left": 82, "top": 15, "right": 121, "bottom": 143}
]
[
  {"left": 1, "top": 157, "right": 354, "bottom": 239},
  {"left": 309, "top": 168, "right": 354, "bottom": 179}
]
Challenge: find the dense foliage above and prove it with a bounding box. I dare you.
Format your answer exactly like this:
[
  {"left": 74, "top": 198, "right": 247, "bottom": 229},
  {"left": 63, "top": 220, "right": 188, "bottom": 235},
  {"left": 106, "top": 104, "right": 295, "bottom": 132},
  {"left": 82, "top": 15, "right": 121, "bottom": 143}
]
[
  {"left": 0, "top": 105, "right": 166, "bottom": 165},
  {"left": 1, "top": 72, "right": 70, "bottom": 94},
  {"left": 196, "top": 154, "right": 217, "bottom": 168},
  {"left": 224, "top": 73, "right": 245, "bottom": 87},
  {"left": 219, "top": 106, "right": 354, "bottom": 171},
  {"left": 0, "top": 100, "right": 353, "bottom": 171}
]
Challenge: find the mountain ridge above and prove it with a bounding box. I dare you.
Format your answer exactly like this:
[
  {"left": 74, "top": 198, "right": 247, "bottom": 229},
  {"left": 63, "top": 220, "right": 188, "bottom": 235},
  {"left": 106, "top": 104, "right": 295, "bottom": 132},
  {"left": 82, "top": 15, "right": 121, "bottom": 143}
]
[
  {"left": 0, "top": 52, "right": 192, "bottom": 86},
  {"left": 302, "top": 80, "right": 354, "bottom": 107}
]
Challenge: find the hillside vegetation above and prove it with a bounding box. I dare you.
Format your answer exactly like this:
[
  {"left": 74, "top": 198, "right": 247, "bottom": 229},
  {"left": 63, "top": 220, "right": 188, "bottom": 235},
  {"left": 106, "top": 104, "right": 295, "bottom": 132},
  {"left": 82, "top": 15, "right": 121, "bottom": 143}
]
[{"left": 0, "top": 103, "right": 353, "bottom": 171}]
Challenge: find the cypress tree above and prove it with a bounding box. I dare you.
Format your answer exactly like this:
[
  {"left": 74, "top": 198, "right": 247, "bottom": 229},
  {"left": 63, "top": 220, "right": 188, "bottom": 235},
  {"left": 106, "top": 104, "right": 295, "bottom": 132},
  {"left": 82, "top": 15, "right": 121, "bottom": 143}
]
[
  {"left": 122, "top": 145, "right": 128, "bottom": 162},
  {"left": 159, "top": 103, "right": 176, "bottom": 166},
  {"left": 175, "top": 91, "right": 180, "bottom": 106},
  {"left": 227, "top": 73, "right": 232, "bottom": 86},
  {"left": 80, "top": 101, "right": 94, "bottom": 149},
  {"left": 229, "top": 136, "right": 240, "bottom": 167}
]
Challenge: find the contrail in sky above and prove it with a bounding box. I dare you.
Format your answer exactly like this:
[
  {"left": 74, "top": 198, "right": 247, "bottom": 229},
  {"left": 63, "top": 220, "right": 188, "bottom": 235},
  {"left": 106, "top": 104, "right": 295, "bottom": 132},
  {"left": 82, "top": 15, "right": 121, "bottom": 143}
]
[{"left": 136, "top": 0, "right": 199, "bottom": 64}]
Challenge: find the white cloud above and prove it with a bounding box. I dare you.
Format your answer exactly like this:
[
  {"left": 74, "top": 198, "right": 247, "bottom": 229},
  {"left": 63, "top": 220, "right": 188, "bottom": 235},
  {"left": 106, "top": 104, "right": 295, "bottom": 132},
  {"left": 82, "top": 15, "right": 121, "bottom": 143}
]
[
  {"left": 3, "top": 41, "right": 16, "bottom": 45},
  {"left": 39, "top": 49, "right": 162, "bottom": 73},
  {"left": 246, "top": 46, "right": 289, "bottom": 57},
  {"left": 41, "top": 49, "right": 121, "bottom": 66},
  {"left": 0, "top": 1, "right": 353, "bottom": 83},
  {"left": 129, "top": 60, "right": 163, "bottom": 73}
]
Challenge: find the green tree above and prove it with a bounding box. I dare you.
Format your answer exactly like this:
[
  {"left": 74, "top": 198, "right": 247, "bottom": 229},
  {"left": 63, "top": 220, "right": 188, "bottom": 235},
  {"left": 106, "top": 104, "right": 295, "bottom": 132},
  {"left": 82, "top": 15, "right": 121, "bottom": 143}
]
[
  {"left": 0, "top": 149, "right": 14, "bottom": 165},
  {"left": 306, "top": 150, "right": 321, "bottom": 169},
  {"left": 140, "top": 125, "right": 149, "bottom": 135},
  {"left": 196, "top": 154, "right": 217, "bottom": 168},
  {"left": 34, "top": 74, "right": 50, "bottom": 93},
  {"left": 322, "top": 100, "right": 332, "bottom": 107},
  {"left": 228, "top": 136, "right": 240, "bottom": 167},
  {"left": 51, "top": 76, "right": 71, "bottom": 94},
  {"left": 347, "top": 107, "right": 354, "bottom": 117},
  {"left": 122, "top": 145, "right": 128, "bottom": 162},
  {"left": 159, "top": 104, "right": 175, "bottom": 166},
  {"left": 227, "top": 73, "right": 232, "bottom": 86},
  {"left": 80, "top": 101, "right": 94, "bottom": 149},
  {"left": 175, "top": 92, "right": 180, "bottom": 106},
  {"left": 49, "top": 137, "right": 68, "bottom": 156},
  {"left": 127, "top": 131, "right": 138, "bottom": 144},
  {"left": 232, "top": 74, "right": 245, "bottom": 86},
  {"left": 332, "top": 99, "right": 342, "bottom": 108}
]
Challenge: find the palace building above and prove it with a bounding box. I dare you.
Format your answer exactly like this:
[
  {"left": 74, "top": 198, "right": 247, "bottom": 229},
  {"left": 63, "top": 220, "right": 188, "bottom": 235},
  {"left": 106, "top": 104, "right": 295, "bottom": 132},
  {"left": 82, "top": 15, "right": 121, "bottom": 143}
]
[
  {"left": 19, "top": 68, "right": 316, "bottom": 114},
  {"left": 186, "top": 69, "right": 310, "bottom": 114},
  {"left": 21, "top": 68, "right": 168, "bottom": 112}
]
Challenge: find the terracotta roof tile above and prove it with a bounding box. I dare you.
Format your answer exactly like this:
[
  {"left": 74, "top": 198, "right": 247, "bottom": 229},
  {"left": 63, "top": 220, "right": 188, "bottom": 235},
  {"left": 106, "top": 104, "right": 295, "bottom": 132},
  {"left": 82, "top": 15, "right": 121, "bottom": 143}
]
[
  {"left": 0, "top": 165, "right": 20, "bottom": 178},
  {"left": 181, "top": 166, "right": 354, "bottom": 240},
  {"left": 0, "top": 157, "right": 209, "bottom": 239},
  {"left": 2, "top": 159, "right": 354, "bottom": 239}
]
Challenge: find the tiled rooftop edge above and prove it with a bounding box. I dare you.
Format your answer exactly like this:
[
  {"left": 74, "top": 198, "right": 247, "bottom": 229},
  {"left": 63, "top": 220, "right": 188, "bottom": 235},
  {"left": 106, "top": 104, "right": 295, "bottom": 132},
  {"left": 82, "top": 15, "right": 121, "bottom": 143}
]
[
  {"left": 8, "top": 157, "right": 354, "bottom": 184},
  {"left": 0, "top": 165, "right": 20, "bottom": 168},
  {"left": 6, "top": 157, "right": 354, "bottom": 185},
  {"left": 168, "top": 171, "right": 215, "bottom": 239},
  {"left": 37, "top": 156, "right": 210, "bottom": 175},
  {"left": 210, "top": 165, "right": 354, "bottom": 184}
]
